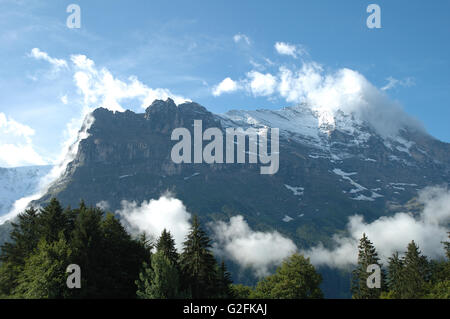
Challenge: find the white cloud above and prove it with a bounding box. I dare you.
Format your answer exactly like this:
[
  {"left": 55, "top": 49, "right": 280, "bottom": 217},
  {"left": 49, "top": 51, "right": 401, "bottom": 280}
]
[
  {"left": 246, "top": 71, "right": 277, "bottom": 96},
  {"left": 274, "top": 42, "right": 306, "bottom": 58},
  {"left": 29, "top": 48, "right": 68, "bottom": 71},
  {"left": 212, "top": 59, "right": 422, "bottom": 137},
  {"left": 71, "top": 54, "right": 189, "bottom": 112},
  {"left": 2, "top": 49, "right": 191, "bottom": 223},
  {"left": 211, "top": 215, "right": 298, "bottom": 277},
  {"left": 233, "top": 33, "right": 251, "bottom": 45},
  {"left": 117, "top": 195, "right": 192, "bottom": 252},
  {"left": 212, "top": 77, "right": 240, "bottom": 96},
  {"left": 302, "top": 186, "right": 450, "bottom": 269},
  {"left": 381, "top": 76, "right": 415, "bottom": 91},
  {"left": 61, "top": 95, "right": 68, "bottom": 105},
  {"left": 0, "top": 112, "right": 47, "bottom": 167}
]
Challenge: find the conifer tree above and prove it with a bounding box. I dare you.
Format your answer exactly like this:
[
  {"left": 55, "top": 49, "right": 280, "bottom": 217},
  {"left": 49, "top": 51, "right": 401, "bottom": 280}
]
[
  {"left": 179, "top": 215, "right": 218, "bottom": 298},
  {"left": 0, "top": 207, "right": 40, "bottom": 265},
  {"left": 70, "top": 205, "right": 104, "bottom": 297},
  {"left": 385, "top": 252, "right": 404, "bottom": 298},
  {"left": 401, "top": 240, "right": 430, "bottom": 298},
  {"left": 38, "top": 198, "right": 68, "bottom": 243},
  {"left": 0, "top": 207, "right": 41, "bottom": 296},
  {"left": 216, "top": 260, "right": 234, "bottom": 298},
  {"left": 156, "top": 229, "right": 179, "bottom": 266},
  {"left": 351, "top": 233, "right": 384, "bottom": 299}
]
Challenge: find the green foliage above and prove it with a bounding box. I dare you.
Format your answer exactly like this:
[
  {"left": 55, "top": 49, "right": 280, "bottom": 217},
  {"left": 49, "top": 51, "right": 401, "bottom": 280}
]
[
  {"left": 14, "top": 234, "right": 72, "bottom": 299},
  {"left": 136, "top": 251, "right": 188, "bottom": 299},
  {"left": 216, "top": 260, "right": 234, "bottom": 298},
  {"left": 351, "top": 233, "right": 385, "bottom": 299},
  {"left": 179, "top": 215, "right": 219, "bottom": 298},
  {"left": 374, "top": 239, "right": 449, "bottom": 299},
  {"left": 230, "top": 284, "right": 254, "bottom": 299},
  {"left": 386, "top": 252, "right": 404, "bottom": 298},
  {"left": 0, "top": 198, "right": 150, "bottom": 299},
  {"left": 426, "top": 280, "right": 450, "bottom": 299},
  {"left": 400, "top": 240, "right": 431, "bottom": 298},
  {"left": 156, "top": 229, "right": 179, "bottom": 266},
  {"left": 251, "top": 253, "right": 323, "bottom": 299}
]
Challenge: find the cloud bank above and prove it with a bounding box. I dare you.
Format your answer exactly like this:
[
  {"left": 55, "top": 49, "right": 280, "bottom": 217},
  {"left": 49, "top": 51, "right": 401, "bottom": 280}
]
[
  {"left": 301, "top": 186, "right": 450, "bottom": 269},
  {"left": 213, "top": 43, "right": 422, "bottom": 137},
  {"left": 117, "top": 195, "right": 192, "bottom": 252},
  {"left": 211, "top": 215, "right": 298, "bottom": 277},
  {"left": 114, "top": 195, "right": 298, "bottom": 277},
  {"left": 0, "top": 112, "right": 47, "bottom": 167}
]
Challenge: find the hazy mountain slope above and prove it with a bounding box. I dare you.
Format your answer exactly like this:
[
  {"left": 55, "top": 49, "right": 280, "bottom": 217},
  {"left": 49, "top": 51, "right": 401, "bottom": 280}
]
[{"left": 0, "top": 165, "right": 53, "bottom": 217}]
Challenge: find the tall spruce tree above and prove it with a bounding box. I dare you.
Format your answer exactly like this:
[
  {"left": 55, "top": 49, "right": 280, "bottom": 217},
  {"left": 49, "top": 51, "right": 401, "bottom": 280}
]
[
  {"left": 156, "top": 229, "right": 179, "bottom": 266},
  {"left": 179, "top": 215, "right": 218, "bottom": 299},
  {"left": 351, "top": 233, "right": 384, "bottom": 299},
  {"left": 0, "top": 207, "right": 40, "bottom": 296},
  {"left": 70, "top": 205, "right": 104, "bottom": 297},
  {"left": 216, "top": 260, "right": 234, "bottom": 299},
  {"left": 401, "top": 240, "right": 430, "bottom": 298},
  {"left": 38, "top": 198, "right": 68, "bottom": 243},
  {"left": 385, "top": 252, "right": 404, "bottom": 298}
]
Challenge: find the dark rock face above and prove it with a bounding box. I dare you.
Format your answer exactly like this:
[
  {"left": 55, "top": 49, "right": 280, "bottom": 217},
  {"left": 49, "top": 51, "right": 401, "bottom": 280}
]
[{"left": 37, "top": 99, "right": 450, "bottom": 250}]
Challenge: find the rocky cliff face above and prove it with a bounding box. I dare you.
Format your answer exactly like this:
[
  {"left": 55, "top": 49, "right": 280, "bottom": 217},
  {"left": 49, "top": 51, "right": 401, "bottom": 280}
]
[{"left": 36, "top": 99, "right": 450, "bottom": 248}]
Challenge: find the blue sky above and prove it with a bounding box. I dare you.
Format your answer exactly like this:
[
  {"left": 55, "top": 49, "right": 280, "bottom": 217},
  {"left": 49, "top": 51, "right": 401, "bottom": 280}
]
[{"left": 0, "top": 0, "right": 449, "bottom": 167}]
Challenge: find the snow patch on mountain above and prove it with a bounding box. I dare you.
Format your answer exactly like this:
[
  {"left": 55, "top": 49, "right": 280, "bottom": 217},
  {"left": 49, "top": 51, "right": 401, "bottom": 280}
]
[{"left": 284, "top": 184, "right": 304, "bottom": 196}]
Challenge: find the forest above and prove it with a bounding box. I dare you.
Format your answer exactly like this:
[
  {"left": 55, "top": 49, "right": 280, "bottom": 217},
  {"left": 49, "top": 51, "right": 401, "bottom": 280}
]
[{"left": 0, "top": 199, "right": 448, "bottom": 299}]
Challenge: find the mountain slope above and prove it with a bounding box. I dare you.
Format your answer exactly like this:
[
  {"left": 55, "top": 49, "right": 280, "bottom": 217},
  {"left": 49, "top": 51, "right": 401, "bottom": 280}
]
[
  {"left": 0, "top": 165, "right": 53, "bottom": 218},
  {"left": 33, "top": 99, "right": 449, "bottom": 247}
]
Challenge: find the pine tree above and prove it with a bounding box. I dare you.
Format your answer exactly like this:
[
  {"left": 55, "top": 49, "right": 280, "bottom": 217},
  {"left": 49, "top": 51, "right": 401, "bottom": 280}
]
[
  {"left": 401, "top": 240, "right": 430, "bottom": 298},
  {"left": 70, "top": 205, "right": 104, "bottom": 297},
  {"left": 0, "top": 207, "right": 40, "bottom": 265},
  {"left": 156, "top": 229, "right": 179, "bottom": 266},
  {"left": 351, "top": 233, "right": 384, "bottom": 299},
  {"left": 0, "top": 207, "right": 41, "bottom": 296},
  {"left": 38, "top": 198, "right": 68, "bottom": 243},
  {"left": 385, "top": 252, "right": 404, "bottom": 298},
  {"left": 99, "top": 213, "right": 149, "bottom": 298},
  {"left": 179, "top": 215, "right": 218, "bottom": 299},
  {"left": 216, "top": 260, "right": 234, "bottom": 298}
]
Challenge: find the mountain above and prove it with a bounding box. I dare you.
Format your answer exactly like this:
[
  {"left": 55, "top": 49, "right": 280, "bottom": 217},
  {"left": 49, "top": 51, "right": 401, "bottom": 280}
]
[
  {"left": 0, "top": 165, "right": 53, "bottom": 218},
  {"left": 35, "top": 99, "right": 450, "bottom": 240},
  {"left": 1, "top": 98, "right": 449, "bottom": 297}
]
